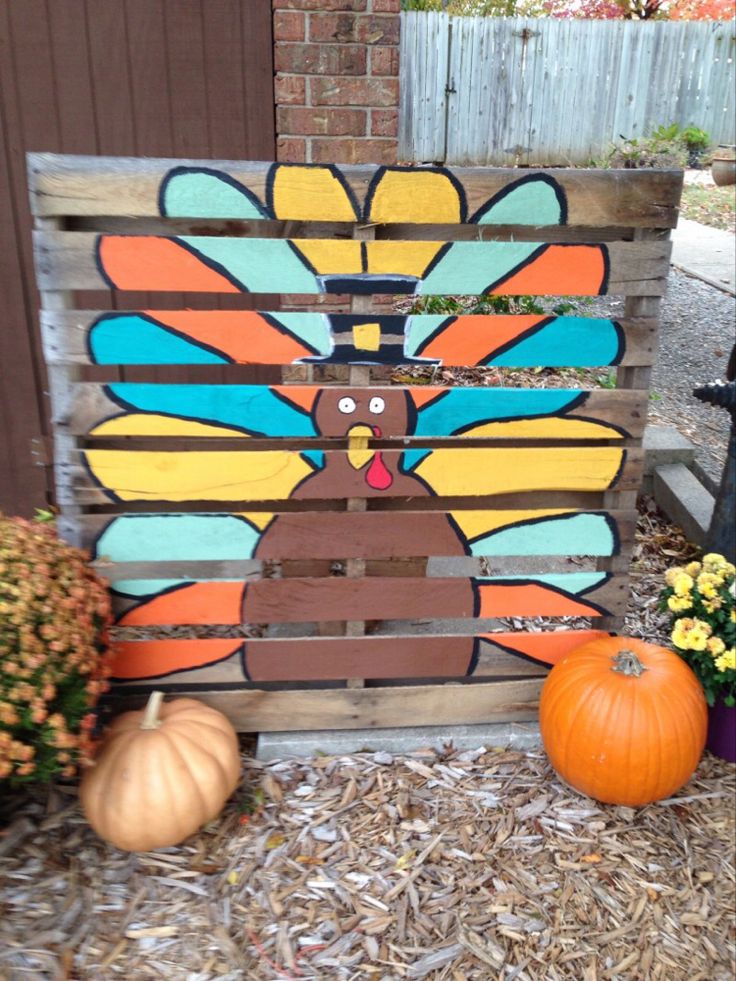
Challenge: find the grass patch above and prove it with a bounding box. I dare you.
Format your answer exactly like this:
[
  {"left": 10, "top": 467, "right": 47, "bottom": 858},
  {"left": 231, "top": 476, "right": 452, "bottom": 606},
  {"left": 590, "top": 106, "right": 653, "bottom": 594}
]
[{"left": 681, "top": 184, "right": 736, "bottom": 233}]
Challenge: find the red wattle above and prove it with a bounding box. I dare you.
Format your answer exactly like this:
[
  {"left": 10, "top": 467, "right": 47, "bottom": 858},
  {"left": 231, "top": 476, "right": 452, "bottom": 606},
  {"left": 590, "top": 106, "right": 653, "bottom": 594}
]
[{"left": 365, "top": 452, "right": 393, "bottom": 490}]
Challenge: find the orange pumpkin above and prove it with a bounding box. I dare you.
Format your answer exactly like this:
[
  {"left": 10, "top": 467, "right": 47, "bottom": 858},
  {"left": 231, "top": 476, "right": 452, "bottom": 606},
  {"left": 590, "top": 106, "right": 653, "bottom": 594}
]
[
  {"left": 80, "top": 691, "right": 240, "bottom": 851},
  {"left": 539, "top": 636, "right": 707, "bottom": 806}
]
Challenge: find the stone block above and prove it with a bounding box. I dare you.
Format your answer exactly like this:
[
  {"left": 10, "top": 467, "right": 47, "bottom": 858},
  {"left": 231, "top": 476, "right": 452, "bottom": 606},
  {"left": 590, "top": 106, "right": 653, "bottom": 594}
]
[
  {"left": 643, "top": 424, "right": 695, "bottom": 473},
  {"left": 257, "top": 722, "right": 542, "bottom": 760},
  {"left": 653, "top": 463, "right": 714, "bottom": 546}
]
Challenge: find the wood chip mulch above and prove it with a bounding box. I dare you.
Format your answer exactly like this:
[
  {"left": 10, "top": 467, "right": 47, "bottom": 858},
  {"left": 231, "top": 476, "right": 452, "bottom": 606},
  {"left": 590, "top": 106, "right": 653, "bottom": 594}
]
[
  {"left": 1, "top": 744, "right": 734, "bottom": 981},
  {"left": 1, "top": 502, "right": 732, "bottom": 981}
]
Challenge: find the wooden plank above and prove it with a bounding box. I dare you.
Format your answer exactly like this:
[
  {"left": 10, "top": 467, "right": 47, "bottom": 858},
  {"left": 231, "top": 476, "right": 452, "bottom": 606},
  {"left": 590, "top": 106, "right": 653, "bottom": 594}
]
[
  {"left": 33, "top": 231, "right": 672, "bottom": 297},
  {"left": 155, "top": 1, "right": 279, "bottom": 382},
  {"left": 120, "top": 0, "right": 190, "bottom": 348},
  {"left": 239, "top": 0, "right": 278, "bottom": 161},
  {"left": 93, "top": 557, "right": 615, "bottom": 583},
  {"left": 62, "top": 508, "right": 637, "bottom": 559},
  {"left": 0, "top": 4, "right": 56, "bottom": 514},
  {"left": 40, "top": 309, "right": 659, "bottom": 368},
  {"left": 59, "top": 488, "right": 628, "bottom": 511},
  {"left": 110, "top": 630, "right": 609, "bottom": 685},
  {"left": 61, "top": 383, "right": 647, "bottom": 440},
  {"left": 594, "top": 226, "right": 662, "bottom": 635},
  {"left": 45, "top": 0, "right": 99, "bottom": 154},
  {"left": 85, "top": 0, "right": 136, "bottom": 154},
  {"left": 36, "top": 222, "right": 82, "bottom": 545},
  {"left": 163, "top": 0, "right": 210, "bottom": 159},
  {"left": 113, "top": 641, "right": 551, "bottom": 683},
  {"left": 86, "top": 0, "right": 173, "bottom": 358},
  {"left": 28, "top": 153, "right": 683, "bottom": 227},
  {"left": 92, "top": 555, "right": 626, "bottom": 583},
  {"left": 157, "top": 2, "right": 226, "bottom": 374},
  {"left": 109, "top": 571, "right": 628, "bottom": 624},
  {"left": 88, "top": 0, "right": 175, "bottom": 362},
  {"left": 64, "top": 216, "right": 657, "bottom": 244},
  {"left": 125, "top": 0, "right": 174, "bottom": 156},
  {"left": 66, "top": 445, "right": 643, "bottom": 503},
  {"left": 62, "top": 210, "right": 644, "bottom": 237},
  {"left": 342, "top": 224, "right": 377, "bottom": 678},
  {"left": 0, "top": 74, "right": 50, "bottom": 512},
  {"left": 108, "top": 679, "right": 544, "bottom": 731},
  {"left": 399, "top": 10, "right": 450, "bottom": 162}
]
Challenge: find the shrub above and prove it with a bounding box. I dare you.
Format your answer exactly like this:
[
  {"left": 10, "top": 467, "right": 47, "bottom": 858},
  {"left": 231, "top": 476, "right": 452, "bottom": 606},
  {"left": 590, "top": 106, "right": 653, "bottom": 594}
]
[
  {"left": 659, "top": 553, "right": 736, "bottom": 707},
  {"left": 680, "top": 125, "right": 710, "bottom": 152},
  {"left": 606, "top": 132, "right": 688, "bottom": 169},
  {"left": 602, "top": 123, "right": 712, "bottom": 170},
  {"left": 0, "top": 514, "right": 113, "bottom": 784}
]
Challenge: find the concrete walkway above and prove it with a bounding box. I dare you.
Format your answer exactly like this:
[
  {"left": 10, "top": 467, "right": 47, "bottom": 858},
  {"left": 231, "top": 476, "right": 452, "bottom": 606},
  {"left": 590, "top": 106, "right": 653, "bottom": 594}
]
[{"left": 672, "top": 217, "right": 736, "bottom": 295}]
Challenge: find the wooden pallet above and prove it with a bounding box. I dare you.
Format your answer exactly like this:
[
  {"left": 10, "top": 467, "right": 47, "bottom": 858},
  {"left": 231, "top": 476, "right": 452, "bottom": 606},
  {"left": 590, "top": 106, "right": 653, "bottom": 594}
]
[{"left": 28, "top": 153, "right": 683, "bottom": 731}]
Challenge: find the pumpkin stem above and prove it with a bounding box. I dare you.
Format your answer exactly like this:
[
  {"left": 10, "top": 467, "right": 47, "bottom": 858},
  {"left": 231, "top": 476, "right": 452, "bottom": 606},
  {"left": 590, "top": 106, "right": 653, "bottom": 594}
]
[
  {"left": 611, "top": 650, "right": 648, "bottom": 678},
  {"left": 140, "top": 690, "right": 164, "bottom": 729}
]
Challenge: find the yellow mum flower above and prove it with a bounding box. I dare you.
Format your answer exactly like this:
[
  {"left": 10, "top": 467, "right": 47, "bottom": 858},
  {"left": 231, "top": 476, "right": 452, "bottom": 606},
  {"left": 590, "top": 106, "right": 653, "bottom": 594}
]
[
  {"left": 696, "top": 572, "right": 721, "bottom": 599},
  {"left": 665, "top": 567, "right": 683, "bottom": 588},
  {"left": 715, "top": 648, "right": 736, "bottom": 673},
  {"left": 668, "top": 594, "right": 692, "bottom": 613},
  {"left": 707, "top": 637, "right": 726, "bottom": 657},
  {"left": 674, "top": 573, "right": 694, "bottom": 597},
  {"left": 672, "top": 618, "right": 695, "bottom": 648},
  {"left": 703, "top": 597, "right": 723, "bottom": 614},
  {"left": 685, "top": 561, "right": 702, "bottom": 578},
  {"left": 672, "top": 617, "right": 712, "bottom": 652},
  {"left": 731, "top": 609, "right": 736, "bottom": 624},
  {"left": 687, "top": 628, "right": 711, "bottom": 652},
  {"left": 702, "top": 553, "right": 726, "bottom": 568}
]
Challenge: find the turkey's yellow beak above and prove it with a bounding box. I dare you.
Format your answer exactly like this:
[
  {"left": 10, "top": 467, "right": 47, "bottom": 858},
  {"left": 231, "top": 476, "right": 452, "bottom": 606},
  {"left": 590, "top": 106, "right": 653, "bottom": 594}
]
[{"left": 347, "top": 423, "right": 374, "bottom": 469}]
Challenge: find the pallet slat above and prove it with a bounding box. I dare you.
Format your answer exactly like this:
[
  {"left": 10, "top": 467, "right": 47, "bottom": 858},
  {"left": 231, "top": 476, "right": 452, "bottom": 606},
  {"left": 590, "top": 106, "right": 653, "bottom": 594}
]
[
  {"left": 110, "top": 629, "right": 609, "bottom": 684},
  {"left": 61, "top": 383, "right": 647, "bottom": 440},
  {"left": 110, "top": 571, "right": 628, "bottom": 624},
  {"left": 111, "top": 640, "right": 554, "bottom": 684},
  {"left": 30, "top": 153, "right": 676, "bottom": 729},
  {"left": 61, "top": 508, "right": 638, "bottom": 559},
  {"left": 68, "top": 446, "right": 643, "bottom": 503},
  {"left": 34, "top": 231, "right": 672, "bottom": 296},
  {"left": 41, "top": 310, "right": 658, "bottom": 368},
  {"left": 28, "top": 153, "right": 683, "bottom": 227},
  {"left": 65, "top": 218, "right": 660, "bottom": 243},
  {"left": 109, "top": 679, "right": 545, "bottom": 731}
]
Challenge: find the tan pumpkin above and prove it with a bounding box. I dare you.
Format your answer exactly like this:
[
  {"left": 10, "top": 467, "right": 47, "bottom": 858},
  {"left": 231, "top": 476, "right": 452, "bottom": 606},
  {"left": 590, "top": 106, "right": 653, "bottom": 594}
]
[
  {"left": 539, "top": 636, "right": 707, "bottom": 807},
  {"left": 80, "top": 692, "right": 240, "bottom": 851}
]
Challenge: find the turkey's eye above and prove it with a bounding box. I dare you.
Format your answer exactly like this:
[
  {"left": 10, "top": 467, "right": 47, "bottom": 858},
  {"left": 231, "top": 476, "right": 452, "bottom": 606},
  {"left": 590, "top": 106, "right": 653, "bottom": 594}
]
[
  {"left": 338, "top": 396, "right": 356, "bottom": 414},
  {"left": 369, "top": 396, "right": 385, "bottom": 414}
]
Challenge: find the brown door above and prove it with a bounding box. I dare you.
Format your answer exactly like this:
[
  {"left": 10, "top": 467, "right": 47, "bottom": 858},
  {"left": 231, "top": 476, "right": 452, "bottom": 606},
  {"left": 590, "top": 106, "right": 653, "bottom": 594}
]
[{"left": 0, "top": 0, "right": 275, "bottom": 515}]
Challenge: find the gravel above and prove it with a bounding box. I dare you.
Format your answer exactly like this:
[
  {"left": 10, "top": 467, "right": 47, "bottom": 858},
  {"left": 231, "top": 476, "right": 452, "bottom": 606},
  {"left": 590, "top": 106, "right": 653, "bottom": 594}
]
[
  {"left": 651, "top": 269, "right": 734, "bottom": 485},
  {"left": 399, "top": 263, "right": 735, "bottom": 486},
  {"left": 557, "top": 267, "right": 734, "bottom": 486}
]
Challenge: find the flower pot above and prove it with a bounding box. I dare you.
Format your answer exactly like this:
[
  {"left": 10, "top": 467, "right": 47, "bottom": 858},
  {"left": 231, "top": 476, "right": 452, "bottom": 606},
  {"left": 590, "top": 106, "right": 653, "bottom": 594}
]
[
  {"left": 706, "top": 697, "right": 736, "bottom": 762},
  {"left": 687, "top": 148, "right": 705, "bottom": 169},
  {"left": 711, "top": 146, "right": 736, "bottom": 187}
]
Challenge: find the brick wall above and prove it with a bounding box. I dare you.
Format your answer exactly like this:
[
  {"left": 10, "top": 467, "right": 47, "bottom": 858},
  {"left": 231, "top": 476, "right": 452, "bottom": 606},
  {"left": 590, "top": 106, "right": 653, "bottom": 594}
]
[
  {"left": 273, "top": 0, "right": 400, "bottom": 166},
  {"left": 273, "top": 0, "right": 401, "bottom": 320}
]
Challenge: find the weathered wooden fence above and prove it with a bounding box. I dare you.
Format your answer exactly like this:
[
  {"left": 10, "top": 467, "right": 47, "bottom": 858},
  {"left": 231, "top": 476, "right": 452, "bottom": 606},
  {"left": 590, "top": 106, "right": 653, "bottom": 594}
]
[
  {"left": 0, "top": 0, "right": 275, "bottom": 518},
  {"left": 400, "top": 13, "right": 736, "bottom": 164}
]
